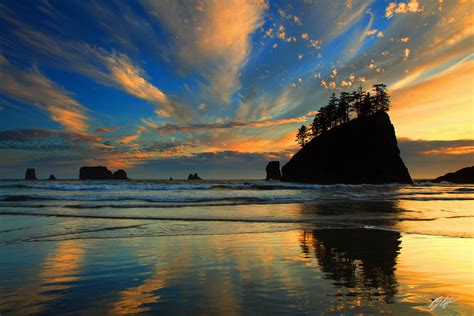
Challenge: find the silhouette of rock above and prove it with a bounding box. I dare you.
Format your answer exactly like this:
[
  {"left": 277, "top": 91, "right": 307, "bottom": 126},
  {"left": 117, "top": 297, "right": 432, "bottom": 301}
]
[
  {"left": 282, "top": 112, "right": 412, "bottom": 184},
  {"left": 25, "top": 168, "right": 37, "bottom": 180},
  {"left": 433, "top": 166, "right": 474, "bottom": 184},
  {"left": 112, "top": 169, "right": 128, "bottom": 180},
  {"left": 188, "top": 173, "right": 202, "bottom": 180},
  {"left": 79, "top": 166, "right": 113, "bottom": 180},
  {"left": 169, "top": 177, "right": 173, "bottom": 180},
  {"left": 265, "top": 161, "right": 281, "bottom": 180},
  {"left": 48, "top": 174, "right": 57, "bottom": 180}
]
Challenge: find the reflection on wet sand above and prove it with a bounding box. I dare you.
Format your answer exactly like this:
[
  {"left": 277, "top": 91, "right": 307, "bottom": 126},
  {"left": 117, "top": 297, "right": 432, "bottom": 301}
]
[
  {"left": 0, "top": 239, "right": 84, "bottom": 315},
  {"left": 308, "top": 229, "right": 401, "bottom": 312}
]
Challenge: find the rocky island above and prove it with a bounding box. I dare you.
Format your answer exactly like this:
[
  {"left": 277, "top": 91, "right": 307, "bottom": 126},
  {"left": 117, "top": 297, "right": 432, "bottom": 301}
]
[
  {"left": 79, "top": 166, "right": 128, "bottom": 180},
  {"left": 280, "top": 84, "right": 412, "bottom": 184},
  {"left": 433, "top": 166, "right": 474, "bottom": 184},
  {"left": 24, "top": 168, "right": 37, "bottom": 180}
]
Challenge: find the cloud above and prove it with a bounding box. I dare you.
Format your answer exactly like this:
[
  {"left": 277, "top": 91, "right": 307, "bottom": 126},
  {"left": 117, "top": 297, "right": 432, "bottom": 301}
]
[
  {"left": 141, "top": 0, "right": 268, "bottom": 103},
  {"left": 143, "top": 113, "right": 314, "bottom": 134},
  {"left": 422, "top": 146, "right": 474, "bottom": 155},
  {"left": 0, "top": 12, "right": 188, "bottom": 121},
  {"left": 398, "top": 138, "right": 474, "bottom": 178},
  {"left": 0, "top": 129, "right": 99, "bottom": 151},
  {"left": 0, "top": 55, "right": 89, "bottom": 134},
  {"left": 385, "top": 0, "right": 422, "bottom": 18}
]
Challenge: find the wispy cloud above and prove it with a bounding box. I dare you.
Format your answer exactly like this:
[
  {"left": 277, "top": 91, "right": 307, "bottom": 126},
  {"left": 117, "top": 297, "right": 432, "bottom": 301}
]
[
  {"left": 142, "top": 0, "right": 268, "bottom": 103},
  {"left": 0, "top": 55, "right": 89, "bottom": 134}
]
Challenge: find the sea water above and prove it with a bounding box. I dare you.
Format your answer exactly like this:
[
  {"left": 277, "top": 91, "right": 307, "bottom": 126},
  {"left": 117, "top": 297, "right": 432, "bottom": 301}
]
[{"left": 0, "top": 179, "right": 473, "bottom": 314}]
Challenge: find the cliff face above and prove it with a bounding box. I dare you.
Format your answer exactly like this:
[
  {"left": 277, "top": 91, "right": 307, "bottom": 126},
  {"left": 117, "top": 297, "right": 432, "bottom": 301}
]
[
  {"left": 433, "top": 166, "right": 474, "bottom": 184},
  {"left": 281, "top": 112, "right": 412, "bottom": 184}
]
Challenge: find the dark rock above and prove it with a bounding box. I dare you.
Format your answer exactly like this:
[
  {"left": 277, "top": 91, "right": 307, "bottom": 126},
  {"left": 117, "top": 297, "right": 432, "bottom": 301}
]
[
  {"left": 48, "top": 174, "right": 57, "bottom": 180},
  {"left": 169, "top": 177, "right": 173, "bottom": 180},
  {"left": 112, "top": 169, "right": 128, "bottom": 180},
  {"left": 79, "top": 166, "right": 113, "bottom": 180},
  {"left": 432, "top": 166, "right": 474, "bottom": 184},
  {"left": 188, "top": 173, "right": 202, "bottom": 180},
  {"left": 25, "top": 168, "right": 37, "bottom": 180},
  {"left": 265, "top": 161, "right": 282, "bottom": 180},
  {"left": 282, "top": 112, "right": 412, "bottom": 184}
]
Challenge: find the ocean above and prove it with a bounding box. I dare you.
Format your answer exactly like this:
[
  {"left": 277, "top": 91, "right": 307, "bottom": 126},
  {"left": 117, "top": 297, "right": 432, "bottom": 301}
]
[{"left": 0, "top": 179, "right": 473, "bottom": 315}]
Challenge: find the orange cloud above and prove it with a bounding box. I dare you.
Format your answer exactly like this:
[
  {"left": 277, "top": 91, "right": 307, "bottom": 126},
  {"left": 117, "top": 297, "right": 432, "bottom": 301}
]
[
  {"left": 422, "top": 146, "right": 474, "bottom": 155},
  {"left": 0, "top": 55, "right": 89, "bottom": 134}
]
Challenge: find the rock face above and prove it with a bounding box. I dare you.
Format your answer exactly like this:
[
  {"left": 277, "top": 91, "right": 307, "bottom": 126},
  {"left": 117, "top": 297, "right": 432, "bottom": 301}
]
[
  {"left": 282, "top": 112, "right": 412, "bottom": 184},
  {"left": 79, "top": 166, "right": 113, "bottom": 180},
  {"left": 112, "top": 169, "right": 128, "bottom": 180},
  {"left": 188, "top": 173, "right": 202, "bottom": 180},
  {"left": 48, "top": 174, "right": 57, "bottom": 180},
  {"left": 433, "top": 166, "right": 474, "bottom": 184},
  {"left": 266, "top": 161, "right": 282, "bottom": 180},
  {"left": 25, "top": 168, "right": 37, "bottom": 180}
]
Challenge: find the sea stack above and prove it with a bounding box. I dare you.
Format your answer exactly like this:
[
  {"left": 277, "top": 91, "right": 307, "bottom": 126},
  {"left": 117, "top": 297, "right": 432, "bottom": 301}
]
[
  {"left": 433, "top": 166, "right": 474, "bottom": 184},
  {"left": 79, "top": 166, "right": 113, "bottom": 180},
  {"left": 266, "top": 161, "right": 282, "bottom": 180},
  {"left": 48, "top": 174, "right": 57, "bottom": 180},
  {"left": 112, "top": 169, "right": 128, "bottom": 180},
  {"left": 282, "top": 112, "right": 412, "bottom": 184},
  {"left": 24, "top": 168, "right": 37, "bottom": 180},
  {"left": 188, "top": 173, "right": 202, "bottom": 180}
]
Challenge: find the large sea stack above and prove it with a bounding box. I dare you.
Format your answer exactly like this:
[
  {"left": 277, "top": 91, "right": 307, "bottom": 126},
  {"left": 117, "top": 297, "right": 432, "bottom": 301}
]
[
  {"left": 25, "top": 168, "right": 37, "bottom": 180},
  {"left": 79, "top": 166, "right": 113, "bottom": 180},
  {"left": 433, "top": 166, "right": 474, "bottom": 184},
  {"left": 282, "top": 112, "right": 412, "bottom": 184},
  {"left": 266, "top": 161, "right": 281, "bottom": 180}
]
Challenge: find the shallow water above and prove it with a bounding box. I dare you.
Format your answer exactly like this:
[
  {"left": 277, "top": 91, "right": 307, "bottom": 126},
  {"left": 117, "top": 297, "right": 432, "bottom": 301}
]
[{"left": 0, "top": 180, "right": 473, "bottom": 314}]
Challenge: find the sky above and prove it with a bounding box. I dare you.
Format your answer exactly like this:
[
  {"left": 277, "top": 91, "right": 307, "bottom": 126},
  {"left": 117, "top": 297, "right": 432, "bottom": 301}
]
[{"left": 0, "top": 0, "right": 472, "bottom": 179}]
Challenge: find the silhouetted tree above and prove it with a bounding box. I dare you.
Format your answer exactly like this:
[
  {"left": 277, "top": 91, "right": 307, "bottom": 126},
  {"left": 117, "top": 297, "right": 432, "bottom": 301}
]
[
  {"left": 359, "top": 92, "right": 373, "bottom": 117},
  {"left": 372, "top": 83, "right": 390, "bottom": 112},
  {"left": 326, "top": 93, "right": 338, "bottom": 128},
  {"left": 311, "top": 114, "right": 322, "bottom": 137},
  {"left": 295, "top": 124, "right": 310, "bottom": 147},
  {"left": 337, "top": 92, "right": 351, "bottom": 124},
  {"left": 351, "top": 86, "right": 364, "bottom": 117},
  {"left": 302, "top": 83, "right": 391, "bottom": 140}
]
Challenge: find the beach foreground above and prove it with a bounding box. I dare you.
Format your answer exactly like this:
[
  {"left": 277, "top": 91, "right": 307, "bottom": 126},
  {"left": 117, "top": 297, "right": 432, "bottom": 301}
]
[{"left": 0, "top": 180, "right": 473, "bottom": 315}]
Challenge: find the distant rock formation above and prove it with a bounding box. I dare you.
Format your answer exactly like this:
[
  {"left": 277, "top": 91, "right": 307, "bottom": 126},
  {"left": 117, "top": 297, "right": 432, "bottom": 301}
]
[
  {"left": 188, "top": 173, "right": 202, "bottom": 180},
  {"left": 282, "top": 112, "right": 412, "bottom": 184},
  {"left": 79, "top": 166, "right": 113, "bottom": 180},
  {"left": 48, "top": 174, "right": 57, "bottom": 180},
  {"left": 112, "top": 169, "right": 128, "bottom": 180},
  {"left": 433, "top": 166, "right": 474, "bottom": 184},
  {"left": 25, "top": 168, "right": 37, "bottom": 180},
  {"left": 169, "top": 177, "right": 173, "bottom": 180},
  {"left": 266, "top": 161, "right": 281, "bottom": 180}
]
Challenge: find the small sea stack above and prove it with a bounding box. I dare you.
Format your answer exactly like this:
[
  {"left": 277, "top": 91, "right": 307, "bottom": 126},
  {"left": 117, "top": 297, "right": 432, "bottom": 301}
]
[
  {"left": 25, "top": 168, "right": 37, "bottom": 180},
  {"left": 433, "top": 166, "right": 474, "bottom": 184},
  {"left": 48, "top": 174, "right": 57, "bottom": 180},
  {"left": 265, "top": 161, "right": 281, "bottom": 180},
  {"left": 112, "top": 169, "right": 128, "bottom": 180},
  {"left": 188, "top": 173, "right": 202, "bottom": 180}
]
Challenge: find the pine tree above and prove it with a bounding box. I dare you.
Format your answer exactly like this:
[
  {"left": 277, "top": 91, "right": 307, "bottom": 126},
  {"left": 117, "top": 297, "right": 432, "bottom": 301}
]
[
  {"left": 337, "top": 92, "right": 351, "bottom": 124},
  {"left": 295, "top": 124, "right": 310, "bottom": 147},
  {"left": 372, "top": 83, "right": 390, "bottom": 112},
  {"left": 351, "top": 86, "right": 364, "bottom": 117}
]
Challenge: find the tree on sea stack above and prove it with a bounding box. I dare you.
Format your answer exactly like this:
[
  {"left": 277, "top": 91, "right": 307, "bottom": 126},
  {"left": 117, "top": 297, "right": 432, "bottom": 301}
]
[
  {"left": 296, "top": 125, "right": 310, "bottom": 147},
  {"left": 372, "top": 83, "right": 390, "bottom": 112}
]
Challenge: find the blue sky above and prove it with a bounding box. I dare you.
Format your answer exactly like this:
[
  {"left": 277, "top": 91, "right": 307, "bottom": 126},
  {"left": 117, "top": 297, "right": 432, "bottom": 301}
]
[{"left": 0, "top": 0, "right": 472, "bottom": 179}]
